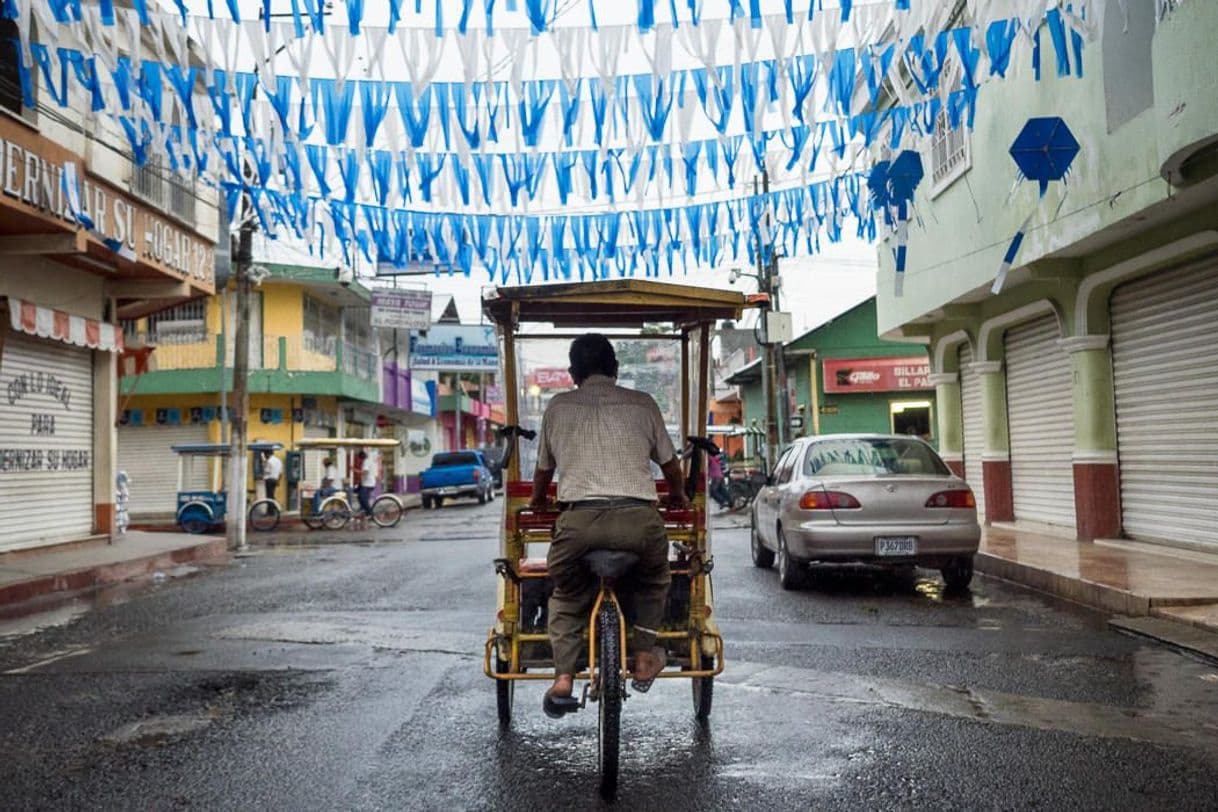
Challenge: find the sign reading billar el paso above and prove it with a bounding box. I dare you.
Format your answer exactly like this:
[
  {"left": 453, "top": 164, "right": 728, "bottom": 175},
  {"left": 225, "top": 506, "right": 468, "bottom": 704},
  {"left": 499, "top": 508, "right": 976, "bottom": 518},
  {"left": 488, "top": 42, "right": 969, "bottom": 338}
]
[
  {"left": 822, "top": 357, "right": 932, "bottom": 394},
  {"left": 371, "top": 289, "right": 433, "bottom": 331},
  {"left": 409, "top": 325, "right": 499, "bottom": 372}
]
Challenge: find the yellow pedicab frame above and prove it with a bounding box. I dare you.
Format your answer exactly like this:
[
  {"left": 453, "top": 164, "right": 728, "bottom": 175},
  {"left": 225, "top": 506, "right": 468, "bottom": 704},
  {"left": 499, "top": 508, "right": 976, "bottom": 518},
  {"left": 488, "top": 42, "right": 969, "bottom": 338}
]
[{"left": 480, "top": 280, "right": 760, "bottom": 685}]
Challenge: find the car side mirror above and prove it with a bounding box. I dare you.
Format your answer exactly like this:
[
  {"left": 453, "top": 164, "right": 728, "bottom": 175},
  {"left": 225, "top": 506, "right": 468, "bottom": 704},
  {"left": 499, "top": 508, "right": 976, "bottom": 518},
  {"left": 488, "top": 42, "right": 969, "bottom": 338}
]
[{"left": 765, "top": 474, "right": 775, "bottom": 486}]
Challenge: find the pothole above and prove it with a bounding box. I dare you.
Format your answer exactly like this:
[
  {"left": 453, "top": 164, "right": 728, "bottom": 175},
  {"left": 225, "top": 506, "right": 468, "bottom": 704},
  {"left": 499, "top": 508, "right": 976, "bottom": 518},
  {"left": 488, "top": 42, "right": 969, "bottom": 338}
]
[{"left": 101, "top": 714, "right": 214, "bottom": 748}]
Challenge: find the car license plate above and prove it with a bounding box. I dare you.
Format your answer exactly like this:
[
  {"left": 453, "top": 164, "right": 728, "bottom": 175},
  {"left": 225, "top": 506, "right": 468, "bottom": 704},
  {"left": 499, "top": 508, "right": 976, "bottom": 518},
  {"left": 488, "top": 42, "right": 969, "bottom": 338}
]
[{"left": 875, "top": 536, "right": 918, "bottom": 556}]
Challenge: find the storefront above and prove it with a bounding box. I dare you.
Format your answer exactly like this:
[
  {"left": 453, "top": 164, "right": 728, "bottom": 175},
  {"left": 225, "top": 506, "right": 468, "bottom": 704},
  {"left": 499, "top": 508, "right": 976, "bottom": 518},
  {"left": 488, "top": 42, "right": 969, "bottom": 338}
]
[
  {"left": 1110, "top": 258, "right": 1218, "bottom": 550},
  {"left": 0, "top": 116, "right": 215, "bottom": 549},
  {"left": 1003, "top": 315, "right": 1076, "bottom": 531},
  {"left": 1, "top": 301, "right": 122, "bottom": 551}
]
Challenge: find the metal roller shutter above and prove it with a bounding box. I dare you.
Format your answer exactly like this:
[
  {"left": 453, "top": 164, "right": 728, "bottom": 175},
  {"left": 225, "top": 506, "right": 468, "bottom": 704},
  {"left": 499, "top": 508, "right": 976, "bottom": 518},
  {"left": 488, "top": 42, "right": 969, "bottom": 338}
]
[
  {"left": 117, "top": 423, "right": 211, "bottom": 517},
  {"left": 1111, "top": 260, "right": 1218, "bottom": 548},
  {"left": 1005, "top": 314, "right": 1076, "bottom": 529},
  {"left": 958, "top": 344, "right": 986, "bottom": 521},
  {"left": 0, "top": 333, "right": 94, "bottom": 551}
]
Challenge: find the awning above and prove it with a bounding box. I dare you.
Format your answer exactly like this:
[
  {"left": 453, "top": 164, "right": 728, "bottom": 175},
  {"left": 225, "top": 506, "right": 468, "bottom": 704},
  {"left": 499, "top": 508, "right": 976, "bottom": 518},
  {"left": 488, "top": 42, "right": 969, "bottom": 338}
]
[{"left": 6, "top": 297, "right": 124, "bottom": 352}]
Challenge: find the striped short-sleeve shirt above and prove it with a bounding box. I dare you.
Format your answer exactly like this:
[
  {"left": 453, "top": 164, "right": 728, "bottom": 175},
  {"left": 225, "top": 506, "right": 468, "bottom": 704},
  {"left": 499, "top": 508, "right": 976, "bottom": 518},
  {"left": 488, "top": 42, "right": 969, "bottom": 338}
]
[{"left": 536, "top": 375, "right": 677, "bottom": 503}]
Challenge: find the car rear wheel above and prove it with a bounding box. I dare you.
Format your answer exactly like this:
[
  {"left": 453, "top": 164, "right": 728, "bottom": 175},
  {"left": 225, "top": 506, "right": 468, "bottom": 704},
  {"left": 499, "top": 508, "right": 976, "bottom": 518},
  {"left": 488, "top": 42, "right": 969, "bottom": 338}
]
[
  {"left": 477, "top": 488, "right": 488, "bottom": 505},
  {"left": 777, "top": 529, "right": 802, "bottom": 591},
  {"left": 941, "top": 556, "right": 974, "bottom": 591},
  {"left": 750, "top": 520, "right": 774, "bottom": 569}
]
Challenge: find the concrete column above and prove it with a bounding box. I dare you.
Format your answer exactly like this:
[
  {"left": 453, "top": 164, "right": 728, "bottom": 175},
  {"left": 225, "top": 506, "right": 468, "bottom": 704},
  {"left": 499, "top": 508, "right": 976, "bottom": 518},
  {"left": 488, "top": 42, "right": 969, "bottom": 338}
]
[
  {"left": 971, "top": 361, "right": 1014, "bottom": 522},
  {"left": 1061, "top": 335, "right": 1121, "bottom": 541},
  {"left": 928, "top": 372, "right": 963, "bottom": 477},
  {"left": 93, "top": 349, "right": 117, "bottom": 539}
]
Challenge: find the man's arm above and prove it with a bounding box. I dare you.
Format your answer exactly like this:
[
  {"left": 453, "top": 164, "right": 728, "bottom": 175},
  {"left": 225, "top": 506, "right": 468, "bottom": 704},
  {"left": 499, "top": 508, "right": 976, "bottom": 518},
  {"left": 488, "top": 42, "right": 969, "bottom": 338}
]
[
  {"left": 660, "top": 457, "right": 689, "bottom": 509},
  {"left": 530, "top": 467, "right": 555, "bottom": 510}
]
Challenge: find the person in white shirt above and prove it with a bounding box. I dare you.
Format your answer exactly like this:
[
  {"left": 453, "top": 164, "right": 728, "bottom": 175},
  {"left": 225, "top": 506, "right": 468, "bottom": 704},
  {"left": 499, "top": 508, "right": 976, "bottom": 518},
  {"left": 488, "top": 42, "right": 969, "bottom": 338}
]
[
  {"left": 313, "top": 456, "right": 340, "bottom": 514},
  {"left": 356, "top": 450, "right": 378, "bottom": 515},
  {"left": 263, "top": 452, "right": 283, "bottom": 502}
]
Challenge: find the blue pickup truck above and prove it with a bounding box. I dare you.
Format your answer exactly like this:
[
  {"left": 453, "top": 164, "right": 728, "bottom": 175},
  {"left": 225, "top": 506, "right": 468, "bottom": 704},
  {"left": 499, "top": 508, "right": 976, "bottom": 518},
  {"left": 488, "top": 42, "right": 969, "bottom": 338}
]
[{"left": 420, "top": 450, "right": 495, "bottom": 509}]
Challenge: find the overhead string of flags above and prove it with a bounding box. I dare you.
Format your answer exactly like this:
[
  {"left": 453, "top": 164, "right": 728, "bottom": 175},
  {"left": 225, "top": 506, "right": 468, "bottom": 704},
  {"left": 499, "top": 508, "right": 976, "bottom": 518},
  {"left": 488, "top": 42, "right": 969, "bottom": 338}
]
[{"left": 8, "top": 0, "right": 1100, "bottom": 285}]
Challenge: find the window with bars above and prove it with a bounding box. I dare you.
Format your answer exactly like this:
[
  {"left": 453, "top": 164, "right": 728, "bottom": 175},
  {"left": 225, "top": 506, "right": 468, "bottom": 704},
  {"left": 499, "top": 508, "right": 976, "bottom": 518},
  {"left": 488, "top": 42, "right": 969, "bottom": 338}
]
[
  {"left": 930, "top": 107, "right": 971, "bottom": 196},
  {"left": 132, "top": 154, "right": 197, "bottom": 225},
  {"left": 304, "top": 295, "right": 341, "bottom": 355},
  {"left": 147, "top": 300, "right": 207, "bottom": 344}
]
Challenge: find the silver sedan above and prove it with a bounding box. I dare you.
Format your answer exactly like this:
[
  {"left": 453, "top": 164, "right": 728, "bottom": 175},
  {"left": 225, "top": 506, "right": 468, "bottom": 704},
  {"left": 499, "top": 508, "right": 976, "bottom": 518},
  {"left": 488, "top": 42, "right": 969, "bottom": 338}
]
[{"left": 750, "top": 434, "right": 981, "bottom": 591}]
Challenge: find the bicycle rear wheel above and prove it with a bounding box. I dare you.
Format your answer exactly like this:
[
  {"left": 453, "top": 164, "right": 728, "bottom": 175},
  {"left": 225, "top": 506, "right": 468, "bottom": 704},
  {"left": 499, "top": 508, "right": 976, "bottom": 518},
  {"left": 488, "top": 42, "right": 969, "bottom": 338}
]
[
  {"left": 370, "top": 495, "right": 404, "bottom": 528},
  {"left": 597, "top": 601, "right": 622, "bottom": 801},
  {"left": 247, "top": 499, "right": 281, "bottom": 532}
]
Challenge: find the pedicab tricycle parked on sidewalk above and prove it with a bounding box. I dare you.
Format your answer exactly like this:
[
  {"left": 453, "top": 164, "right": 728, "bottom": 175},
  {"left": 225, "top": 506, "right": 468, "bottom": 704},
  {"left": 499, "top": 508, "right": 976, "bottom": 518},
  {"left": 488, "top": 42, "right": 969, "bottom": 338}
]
[
  {"left": 482, "top": 280, "right": 758, "bottom": 798},
  {"left": 294, "top": 437, "right": 406, "bottom": 530},
  {"left": 171, "top": 442, "right": 283, "bottom": 534}
]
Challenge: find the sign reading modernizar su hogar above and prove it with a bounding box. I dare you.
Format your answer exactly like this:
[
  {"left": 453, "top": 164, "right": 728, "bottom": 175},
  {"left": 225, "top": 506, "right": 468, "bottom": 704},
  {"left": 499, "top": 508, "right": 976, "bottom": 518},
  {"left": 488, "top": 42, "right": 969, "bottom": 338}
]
[{"left": 408, "top": 325, "right": 499, "bottom": 372}]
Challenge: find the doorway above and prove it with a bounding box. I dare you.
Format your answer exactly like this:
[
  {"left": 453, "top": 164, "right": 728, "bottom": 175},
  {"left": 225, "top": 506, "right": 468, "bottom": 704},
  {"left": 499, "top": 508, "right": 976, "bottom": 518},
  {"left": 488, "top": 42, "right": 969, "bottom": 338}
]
[{"left": 890, "top": 400, "right": 933, "bottom": 442}]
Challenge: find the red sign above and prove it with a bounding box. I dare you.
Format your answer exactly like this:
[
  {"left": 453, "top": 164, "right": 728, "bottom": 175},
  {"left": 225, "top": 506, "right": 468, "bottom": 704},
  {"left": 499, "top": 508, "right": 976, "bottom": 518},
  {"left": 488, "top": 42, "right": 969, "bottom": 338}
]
[
  {"left": 822, "top": 357, "right": 932, "bottom": 393},
  {"left": 529, "top": 368, "right": 574, "bottom": 390}
]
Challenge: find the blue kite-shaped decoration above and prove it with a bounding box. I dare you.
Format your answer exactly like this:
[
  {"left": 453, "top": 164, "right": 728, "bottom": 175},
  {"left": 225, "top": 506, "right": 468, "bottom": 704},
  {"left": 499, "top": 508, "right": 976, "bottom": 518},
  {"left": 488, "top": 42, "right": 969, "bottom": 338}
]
[
  {"left": 994, "top": 117, "right": 1079, "bottom": 293},
  {"left": 870, "top": 150, "right": 924, "bottom": 297}
]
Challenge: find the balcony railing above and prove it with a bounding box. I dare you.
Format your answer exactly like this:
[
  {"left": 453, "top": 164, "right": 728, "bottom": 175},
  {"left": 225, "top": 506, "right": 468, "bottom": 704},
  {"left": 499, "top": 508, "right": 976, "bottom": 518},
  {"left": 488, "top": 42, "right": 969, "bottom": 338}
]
[{"left": 127, "top": 333, "right": 378, "bottom": 381}]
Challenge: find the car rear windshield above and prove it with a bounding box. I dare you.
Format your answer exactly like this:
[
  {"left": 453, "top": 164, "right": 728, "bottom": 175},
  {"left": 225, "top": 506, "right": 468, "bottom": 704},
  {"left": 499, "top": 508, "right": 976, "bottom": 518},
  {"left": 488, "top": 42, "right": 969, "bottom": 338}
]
[
  {"left": 804, "top": 438, "right": 951, "bottom": 477},
  {"left": 432, "top": 452, "right": 480, "bottom": 467}
]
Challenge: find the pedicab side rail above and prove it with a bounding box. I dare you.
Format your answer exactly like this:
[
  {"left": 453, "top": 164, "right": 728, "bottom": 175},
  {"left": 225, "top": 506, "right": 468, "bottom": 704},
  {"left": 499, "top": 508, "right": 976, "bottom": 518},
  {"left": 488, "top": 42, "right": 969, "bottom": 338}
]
[{"left": 485, "top": 480, "right": 726, "bottom": 681}]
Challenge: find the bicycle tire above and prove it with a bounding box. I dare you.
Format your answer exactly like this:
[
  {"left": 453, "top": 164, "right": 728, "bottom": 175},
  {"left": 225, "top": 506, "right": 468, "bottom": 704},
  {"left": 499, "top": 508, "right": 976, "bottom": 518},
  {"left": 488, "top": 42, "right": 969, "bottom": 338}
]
[
  {"left": 320, "top": 496, "right": 351, "bottom": 530},
  {"left": 247, "top": 499, "right": 281, "bottom": 532},
  {"left": 370, "top": 494, "right": 404, "bottom": 528},
  {"left": 597, "top": 602, "right": 622, "bottom": 801}
]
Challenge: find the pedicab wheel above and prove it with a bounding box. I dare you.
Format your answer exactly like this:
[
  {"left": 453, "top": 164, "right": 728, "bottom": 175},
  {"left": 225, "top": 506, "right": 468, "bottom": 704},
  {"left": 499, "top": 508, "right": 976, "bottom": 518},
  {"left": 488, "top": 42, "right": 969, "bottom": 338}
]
[
  {"left": 370, "top": 495, "right": 404, "bottom": 528},
  {"left": 178, "top": 504, "right": 212, "bottom": 535},
  {"left": 596, "top": 602, "right": 622, "bottom": 801},
  {"left": 320, "top": 497, "right": 351, "bottom": 530},
  {"left": 301, "top": 511, "right": 325, "bottom": 530},
  {"left": 247, "top": 499, "right": 281, "bottom": 532},
  {"left": 691, "top": 651, "right": 714, "bottom": 722},
  {"left": 494, "top": 654, "right": 513, "bottom": 728}
]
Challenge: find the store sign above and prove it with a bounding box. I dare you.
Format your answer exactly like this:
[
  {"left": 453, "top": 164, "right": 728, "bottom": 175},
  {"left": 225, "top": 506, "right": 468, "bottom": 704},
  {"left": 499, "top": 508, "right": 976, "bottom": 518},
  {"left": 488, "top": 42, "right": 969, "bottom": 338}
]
[
  {"left": 822, "top": 357, "right": 932, "bottom": 394},
  {"left": 484, "top": 384, "right": 504, "bottom": 405},
  {"left": 371, "top": 289, "right": 433, "bottom": 331},
  {"left": 0, "top": 127, "right": 214, "bottom": 288},
  {"left": 529, "top": 367, "right": 574, "bottom": 390},
  {"left": 409, "top": 325, "right": 498, "bottom": 371},
  {"left": 410, "top": 376, "right": 434, "bottom": 416}
]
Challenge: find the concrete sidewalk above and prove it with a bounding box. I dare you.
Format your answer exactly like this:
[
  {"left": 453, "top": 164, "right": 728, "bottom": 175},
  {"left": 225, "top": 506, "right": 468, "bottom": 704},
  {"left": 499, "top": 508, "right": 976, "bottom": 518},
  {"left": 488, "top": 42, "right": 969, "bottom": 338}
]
[
  {"left": 0, "top": 532, "right": 228, "bottom": 608},
  {"left": 977, "top": 525, "right": 1218, "bottom": 658}
]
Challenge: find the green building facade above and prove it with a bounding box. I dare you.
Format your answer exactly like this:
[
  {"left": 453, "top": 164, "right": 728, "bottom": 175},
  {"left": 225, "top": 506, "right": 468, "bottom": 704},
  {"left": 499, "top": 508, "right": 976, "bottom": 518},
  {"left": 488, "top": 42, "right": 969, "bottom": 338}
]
[{"left": 728, "top": 298, "right": 935, "bottom": 454}]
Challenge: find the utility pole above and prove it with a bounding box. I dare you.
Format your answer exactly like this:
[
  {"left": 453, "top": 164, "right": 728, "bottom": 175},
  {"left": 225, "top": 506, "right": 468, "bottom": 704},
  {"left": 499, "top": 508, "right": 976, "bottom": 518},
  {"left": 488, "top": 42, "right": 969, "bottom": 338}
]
[
  {"left": 226, "top": 217, "right": 254, "bottom": 552},
  {"left": 754, "top": 169, "right": 783, "bottom": 473}
]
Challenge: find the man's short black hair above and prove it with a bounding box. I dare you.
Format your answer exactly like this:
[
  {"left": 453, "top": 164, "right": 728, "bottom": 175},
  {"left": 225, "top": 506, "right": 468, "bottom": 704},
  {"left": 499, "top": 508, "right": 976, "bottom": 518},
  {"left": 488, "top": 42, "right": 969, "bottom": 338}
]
[{"left": 568, "top": 333, "right": 619, "bottom": 384}]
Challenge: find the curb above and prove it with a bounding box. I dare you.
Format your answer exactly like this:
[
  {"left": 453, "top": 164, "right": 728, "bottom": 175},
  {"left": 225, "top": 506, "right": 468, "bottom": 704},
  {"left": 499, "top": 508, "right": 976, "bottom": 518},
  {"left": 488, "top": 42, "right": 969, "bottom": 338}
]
[
  {"left": 975, "top": 552, "right": 1151, "bottom": 616},
  {"left": 0, "top": 537, "right": 228, "bottom": 608}
]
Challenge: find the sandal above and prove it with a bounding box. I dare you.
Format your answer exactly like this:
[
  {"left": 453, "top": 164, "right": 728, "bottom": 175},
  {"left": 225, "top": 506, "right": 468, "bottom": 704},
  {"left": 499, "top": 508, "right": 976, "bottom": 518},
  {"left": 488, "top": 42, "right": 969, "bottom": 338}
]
[
  {"left": 543, "top": 686, "right": 581, "bottom": 719},
  {"left": 630, "top": 647, "right": 668, "bottom": 693}
]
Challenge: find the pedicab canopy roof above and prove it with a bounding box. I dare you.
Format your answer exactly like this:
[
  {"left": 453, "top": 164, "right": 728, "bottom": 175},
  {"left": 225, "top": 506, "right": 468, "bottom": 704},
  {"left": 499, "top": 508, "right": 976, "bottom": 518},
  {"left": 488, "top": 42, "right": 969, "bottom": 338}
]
[
  {"left": 171, "top": 443, "right": 283, "bottom": 456},
  {"left": 294, "top": 438, "right": 404, "bottom": 450},
  {"left": 482, "top": 280, "right": 761, "bottom": 329}
]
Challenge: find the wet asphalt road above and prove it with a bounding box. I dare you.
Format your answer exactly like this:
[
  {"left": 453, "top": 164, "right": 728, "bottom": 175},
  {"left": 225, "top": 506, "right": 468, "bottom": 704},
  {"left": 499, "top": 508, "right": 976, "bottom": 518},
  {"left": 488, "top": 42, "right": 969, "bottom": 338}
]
[{"left": 3, "top": 500, "right": 1218, "bottom": 811}]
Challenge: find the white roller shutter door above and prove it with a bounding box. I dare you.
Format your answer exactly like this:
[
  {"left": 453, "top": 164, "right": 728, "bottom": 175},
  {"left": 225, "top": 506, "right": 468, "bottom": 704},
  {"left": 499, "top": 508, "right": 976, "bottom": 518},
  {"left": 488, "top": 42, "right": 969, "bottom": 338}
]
[
  {"left": 1005, "top": 315, "right": 1076, "bottom": 529},
  {"left": 958, "top": 344, "right": 986, "bottom": 521},
  {"left": 117, "top": 423, "right": 210, "bottom": 516},
  {"left": 0, "top": 333, "right": 94, "bottom": 551},
  {"left": 1111, "top": 260, "right": 1218, "bottom": 548}
]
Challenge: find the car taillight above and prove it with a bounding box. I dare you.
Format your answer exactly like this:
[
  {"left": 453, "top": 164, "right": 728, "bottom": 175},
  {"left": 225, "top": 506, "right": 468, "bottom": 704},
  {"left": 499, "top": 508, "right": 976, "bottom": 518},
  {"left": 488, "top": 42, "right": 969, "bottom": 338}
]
[
  {"left": 799, "top": 490, "right": 861, "bottom": 510},
  {"left": 925, "top": 489, "right": 976, "bottom": 508},
  {"left": 473, "top": 469, "right": 481, "bottom": 481}
]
